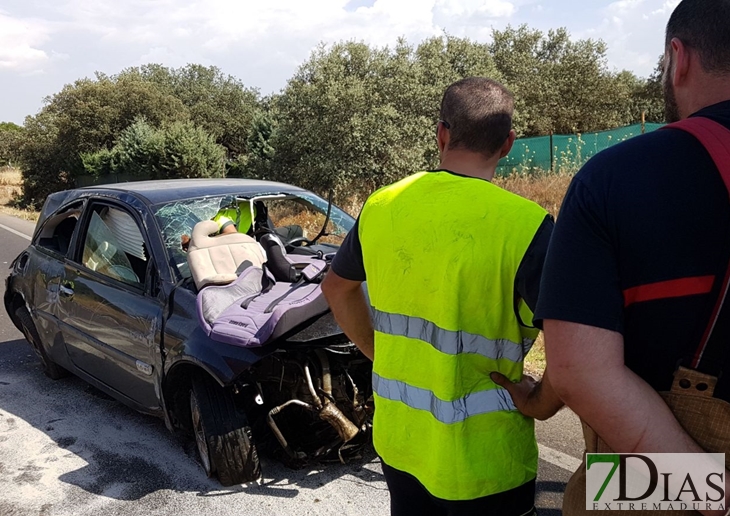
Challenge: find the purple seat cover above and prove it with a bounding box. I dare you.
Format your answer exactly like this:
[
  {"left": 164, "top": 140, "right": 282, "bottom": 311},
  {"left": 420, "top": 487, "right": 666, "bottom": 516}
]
[{"left": 197, "top": 259, "right": 329, "bottom": 347}]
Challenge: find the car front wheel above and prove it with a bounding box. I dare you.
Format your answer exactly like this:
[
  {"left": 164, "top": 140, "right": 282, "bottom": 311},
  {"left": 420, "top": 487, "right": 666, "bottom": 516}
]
[
  {"left": 15, "top": 307, "right": 68, "bottom": 380},
  {"left": 190, "top": 374, "right": 260, "bottom": 486}
]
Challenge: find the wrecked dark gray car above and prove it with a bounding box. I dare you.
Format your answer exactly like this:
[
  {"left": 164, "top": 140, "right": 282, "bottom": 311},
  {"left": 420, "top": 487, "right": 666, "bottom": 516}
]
[{"left": 5, "top": 179, "right": 373, "bottom": 486}]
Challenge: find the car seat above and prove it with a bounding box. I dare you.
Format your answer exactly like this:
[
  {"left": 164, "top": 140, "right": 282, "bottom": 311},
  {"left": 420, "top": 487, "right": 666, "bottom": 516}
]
[{"left": 187, "top": 219, "right": 266, "bottom": 290}]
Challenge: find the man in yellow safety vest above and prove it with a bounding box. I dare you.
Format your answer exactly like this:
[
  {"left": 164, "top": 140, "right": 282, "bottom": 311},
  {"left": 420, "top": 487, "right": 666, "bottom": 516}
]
[
  {"left": 213, "top": 202, "right": 256, "bottom": 235},
  {"left": 322, "top": 77, "right": 554, "bottom": 515}
]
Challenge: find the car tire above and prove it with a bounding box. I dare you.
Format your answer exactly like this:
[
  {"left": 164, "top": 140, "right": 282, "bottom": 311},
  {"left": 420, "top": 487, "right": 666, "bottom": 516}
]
[
  {"left": 14, "top": 307, "right": 69, "bottom": 380},
  {"left": 190, "top": 374, "right": 261, "bottom": 486}
]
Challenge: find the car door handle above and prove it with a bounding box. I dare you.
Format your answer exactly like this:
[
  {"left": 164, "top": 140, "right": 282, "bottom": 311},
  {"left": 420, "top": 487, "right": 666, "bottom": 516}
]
[{"left": 59, "top": 285, "right": 74, "bottom": 297}]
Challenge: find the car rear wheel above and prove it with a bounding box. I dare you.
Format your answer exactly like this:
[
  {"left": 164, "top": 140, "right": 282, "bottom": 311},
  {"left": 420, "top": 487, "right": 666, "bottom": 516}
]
[
  {"left": 190, "top": 374, "right": 261, "bottom": 486},
  {"left": 15, "top": 307, "right": 68, "bottom": 380}
]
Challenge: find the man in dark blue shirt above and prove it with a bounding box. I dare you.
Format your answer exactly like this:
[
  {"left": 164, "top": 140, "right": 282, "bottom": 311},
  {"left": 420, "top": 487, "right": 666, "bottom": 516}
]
[{"left": 492, "top": 1, "right": 730, "bottom": 514}]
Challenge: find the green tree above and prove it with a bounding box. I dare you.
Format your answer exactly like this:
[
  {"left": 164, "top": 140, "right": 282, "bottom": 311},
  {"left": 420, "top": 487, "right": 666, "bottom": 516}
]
[
  {"left": 17, "top": 64, "right": 258, "bottom": 206},
  {"left": 269, "top": 41, "right": 417, "bottom": 196},
  {"left": 155, "top": 121, "right": 226, "bottom": 178},
  {"left": 19, "top": 74, "right": 187, "bottom": 205},
  {"left": 631, "top": 56, "right": 665, "bottom": 123},
  {"left": 19, "top": 112, "right": 71, "bottom": 206},
  {"left": 133, "top": 64, "right": 261, "bottom": 157},
  {"left": 269, "top": 36, "right": 502, "bottom": 198},
  {"left": 240, "top": 106, "right": 278, "bottom": 179},
  {"left": 490, "top": 25, "right": 639, "bottom": 136},
  {"left": 0, "top": 122, "right": 24, "bottom": 167}
]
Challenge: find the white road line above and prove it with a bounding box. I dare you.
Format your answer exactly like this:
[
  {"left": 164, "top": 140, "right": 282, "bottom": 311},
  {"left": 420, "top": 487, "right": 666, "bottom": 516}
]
[
  {"left": 0, "top": 222, "right": 31, "bottom": 241},
  {"left": 539, "top": 443, "right": 582, "bottom": 472}
]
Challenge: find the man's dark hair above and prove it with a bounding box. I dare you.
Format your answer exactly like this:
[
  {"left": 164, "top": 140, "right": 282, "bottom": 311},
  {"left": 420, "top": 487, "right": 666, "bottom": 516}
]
[
  {"left": 666, "top": 0, "right": 730, "bottom": 74},
  {"left": 439, "top": 77, "right": 514, "bottom": 158}
]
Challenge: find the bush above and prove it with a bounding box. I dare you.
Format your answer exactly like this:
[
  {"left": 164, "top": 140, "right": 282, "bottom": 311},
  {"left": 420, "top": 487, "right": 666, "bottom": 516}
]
[
  {"left": 154, "top": 121, "right": 226, "bottom": 179},
  {"left": 82, "top": 119, "right": 226, "bottom": 180}
]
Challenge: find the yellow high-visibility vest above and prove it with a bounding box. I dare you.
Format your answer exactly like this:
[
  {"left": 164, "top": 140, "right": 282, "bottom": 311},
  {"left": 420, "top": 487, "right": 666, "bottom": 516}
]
[
  {"left": 359, "top": 171, "right": 547, "bottom": 500},
  {"left": 213, "top": 202, "right": 256, "bottom": 234}
]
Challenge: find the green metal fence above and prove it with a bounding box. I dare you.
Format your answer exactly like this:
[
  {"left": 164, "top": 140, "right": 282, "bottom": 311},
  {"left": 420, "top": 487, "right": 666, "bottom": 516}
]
[{"left": 496, "top": 123, "right": 665, "bottom": 176}]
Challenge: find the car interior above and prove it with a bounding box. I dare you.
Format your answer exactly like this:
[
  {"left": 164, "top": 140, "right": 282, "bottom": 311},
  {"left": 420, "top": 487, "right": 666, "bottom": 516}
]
[
  {"left": 36, "top": 203, "right": 83, "bottom": 256},
  {"left": 81, "top": 206, "right": 148, "bottom": 286}
]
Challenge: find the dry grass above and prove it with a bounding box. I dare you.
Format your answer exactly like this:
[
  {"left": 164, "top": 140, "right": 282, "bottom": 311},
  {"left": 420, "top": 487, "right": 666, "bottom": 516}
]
[
  {"left": 0, "top": 167, "right": 38, "bottom": 221},
  {"left": 525, "top": 334, "right": 546, "bottom": 376},
  {"left": 0, "top": 167, "right": 22, "bottom": 186},
  {"left": 268, "top": 201, "right": 347, "bottom": 245},
  {"left": 494, "top": 171, "right": 574, "bottom": 218}
]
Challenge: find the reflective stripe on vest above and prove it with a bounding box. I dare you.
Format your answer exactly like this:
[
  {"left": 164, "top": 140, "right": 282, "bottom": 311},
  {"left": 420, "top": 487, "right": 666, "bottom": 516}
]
[
  {"left": 372, "top": 308, "right": 535, "bottom": 363},
  {"left": 372, "top": 372, "right": 515, "bottom": 424}
]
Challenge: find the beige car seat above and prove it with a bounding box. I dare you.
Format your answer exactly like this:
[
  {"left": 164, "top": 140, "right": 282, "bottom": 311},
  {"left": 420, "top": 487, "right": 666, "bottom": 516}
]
[{"left": 187, "top": 220, "right": 266, "bottom": 289}]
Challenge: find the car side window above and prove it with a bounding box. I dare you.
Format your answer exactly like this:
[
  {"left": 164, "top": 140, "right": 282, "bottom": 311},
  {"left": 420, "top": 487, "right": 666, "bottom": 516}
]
[
  {"left": 36, "top": 202, "right": 83, "bottom": 257},
  {"left": 81, "top": 205, "right": 148, "bottom": 288}
]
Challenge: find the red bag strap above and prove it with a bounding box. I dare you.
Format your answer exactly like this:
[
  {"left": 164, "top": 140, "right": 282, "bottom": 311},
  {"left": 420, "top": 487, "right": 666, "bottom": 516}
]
[{"left": 662, "top": 117, "right": 730, "bottom": 370}]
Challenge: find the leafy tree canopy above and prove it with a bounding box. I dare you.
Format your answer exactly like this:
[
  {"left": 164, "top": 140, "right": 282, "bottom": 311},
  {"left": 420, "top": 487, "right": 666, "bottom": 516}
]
[
  {"left": 0, "top": 122, "right": 23, "bottom": 133},
  {"left": 82, "top": 119, "right": 226, "bottom": 180},
  {"left": 268, "top": 36, "right": 501, "bottom": 198},
  {"left": 130, "top": 64, "right": 261, "bottom": 156},
  {"left": 17, "top": 65, "right": 259, "bottom": 206},
  {"left": 490, "top": 25, "right": 648, "bottom": 135}
]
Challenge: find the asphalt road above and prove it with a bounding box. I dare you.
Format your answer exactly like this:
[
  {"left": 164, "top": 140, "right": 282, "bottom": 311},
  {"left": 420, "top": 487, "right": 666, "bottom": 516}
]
[{"left": 0, "top": 213, "right": 583, "bottom": 516}]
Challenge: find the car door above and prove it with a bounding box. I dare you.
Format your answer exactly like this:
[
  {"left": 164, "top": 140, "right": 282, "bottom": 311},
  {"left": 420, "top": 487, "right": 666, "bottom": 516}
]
[
  {"left": 57, "top": 200, "right": 163, "bottom": 411},
  {"left": 22, "top": 201, "right": 84, "bottom": 361}
]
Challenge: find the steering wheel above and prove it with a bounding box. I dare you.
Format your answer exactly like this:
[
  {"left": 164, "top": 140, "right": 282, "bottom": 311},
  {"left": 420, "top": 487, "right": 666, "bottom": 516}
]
[{"left": 284, "top": 236, "right": 315, "bottom": 252}]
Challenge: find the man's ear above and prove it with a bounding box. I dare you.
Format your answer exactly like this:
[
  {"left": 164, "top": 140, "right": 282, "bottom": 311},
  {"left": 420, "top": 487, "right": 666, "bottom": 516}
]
[
  {"left": 498, "top": 129, "right": 517, "bottom": 159},
  {"left": 437, "top": 121, "right": 449, "bottom": 153},
  {"left": 670, "top": 37, "right": 691, "bottom": 87}
]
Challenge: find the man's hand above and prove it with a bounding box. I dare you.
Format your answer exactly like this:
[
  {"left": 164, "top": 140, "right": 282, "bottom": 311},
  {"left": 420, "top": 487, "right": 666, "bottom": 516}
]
[
  {"left": 490, "top": 371, "right": 538, "bottom": 409},
  {"left": 490, "top": 369, "right": 564, "bottom": 420}
]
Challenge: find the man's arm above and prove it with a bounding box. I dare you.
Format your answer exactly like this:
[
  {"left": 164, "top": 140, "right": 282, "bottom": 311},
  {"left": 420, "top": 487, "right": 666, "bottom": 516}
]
[
  {"left": 323, "top": 216, "right": 372, "bottom": 358},
  {"left": 321, "top": 271, "right": 374, "bottom": 361},
  {"left": 546, "top": 319, "right": 730, "bottom": 516},
  {"left": 546, "top": 319, "right": 704, "bottom": 453},
  {"left": 490, "top": 214, "right": 564, "bottom": 419}
]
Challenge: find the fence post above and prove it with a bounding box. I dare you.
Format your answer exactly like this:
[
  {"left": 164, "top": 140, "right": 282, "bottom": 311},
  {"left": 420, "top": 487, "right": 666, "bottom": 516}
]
[
  {"left": 641, "top": 111, "right": 646, "bottom": 134},
  {"left": 549, "top": 131, "right": 554, "bottom": 172}
]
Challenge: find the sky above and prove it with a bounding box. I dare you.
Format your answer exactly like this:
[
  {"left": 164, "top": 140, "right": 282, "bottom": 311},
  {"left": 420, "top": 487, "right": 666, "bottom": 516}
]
[{"left": 1, "top": 0, "right": 680, "bottom": 125}]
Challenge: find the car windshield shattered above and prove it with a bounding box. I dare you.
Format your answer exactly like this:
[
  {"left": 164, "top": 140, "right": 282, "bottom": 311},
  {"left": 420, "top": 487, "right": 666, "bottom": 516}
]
[{"left": 153, "top": 191, "right": 355, "bottom": 280}]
